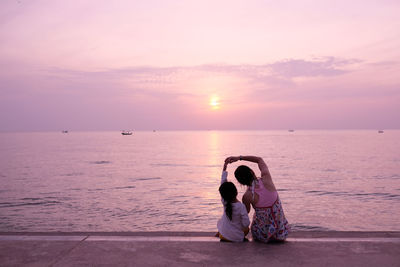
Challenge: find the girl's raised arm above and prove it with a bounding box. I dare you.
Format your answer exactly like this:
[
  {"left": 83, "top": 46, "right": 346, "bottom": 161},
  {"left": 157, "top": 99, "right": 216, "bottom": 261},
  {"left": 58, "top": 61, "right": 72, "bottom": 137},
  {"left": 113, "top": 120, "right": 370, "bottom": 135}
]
[{"left": 221, "top": 162, "right": 228, "bottom": 184}]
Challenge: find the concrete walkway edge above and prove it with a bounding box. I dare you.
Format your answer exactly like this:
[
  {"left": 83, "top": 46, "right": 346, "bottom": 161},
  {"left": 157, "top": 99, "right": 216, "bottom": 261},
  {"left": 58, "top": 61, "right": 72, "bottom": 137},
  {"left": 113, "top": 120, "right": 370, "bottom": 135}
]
[{"left": 1, "top": 231, "right": 399, "bottom": 266}]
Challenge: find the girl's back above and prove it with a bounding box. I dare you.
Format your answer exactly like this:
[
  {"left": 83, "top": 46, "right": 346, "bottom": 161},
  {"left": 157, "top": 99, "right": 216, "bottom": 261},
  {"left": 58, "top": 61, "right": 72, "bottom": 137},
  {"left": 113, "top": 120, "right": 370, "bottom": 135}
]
[{"left": 217, "top": 201, "right": 250, "bottom": 242}]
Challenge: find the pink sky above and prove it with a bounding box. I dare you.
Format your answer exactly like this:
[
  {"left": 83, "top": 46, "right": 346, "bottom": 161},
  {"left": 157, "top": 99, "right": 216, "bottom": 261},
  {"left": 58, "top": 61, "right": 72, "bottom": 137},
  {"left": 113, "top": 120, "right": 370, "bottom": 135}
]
[{"left": 0, "top": 0, "right": 399, "bottom": 131}]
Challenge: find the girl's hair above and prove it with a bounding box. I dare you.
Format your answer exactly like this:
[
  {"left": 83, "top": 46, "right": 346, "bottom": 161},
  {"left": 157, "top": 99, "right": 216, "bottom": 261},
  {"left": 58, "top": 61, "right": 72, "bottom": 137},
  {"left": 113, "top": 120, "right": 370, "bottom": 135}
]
[
  {"left": 234, "top": 165, "right": 256, "bottom": 186},
  {"left": 219, "top": 182, "right": 238, "bottom": 221}
]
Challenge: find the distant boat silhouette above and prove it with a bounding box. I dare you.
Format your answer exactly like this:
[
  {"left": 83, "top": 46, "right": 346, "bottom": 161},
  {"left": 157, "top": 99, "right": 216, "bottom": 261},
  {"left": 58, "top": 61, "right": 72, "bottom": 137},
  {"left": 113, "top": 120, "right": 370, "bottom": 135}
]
[
  {"left": 288, "top": 129, "right": 295, "bottom": 132},
  {"left": 121, "top": 130, "right": 133, "bottom": 135},
  {"left": 62, "top": 130, "right": 68, "bottom": 133},
  {"left": 378, "top": 130, "right": 384, "bottom": 133}
]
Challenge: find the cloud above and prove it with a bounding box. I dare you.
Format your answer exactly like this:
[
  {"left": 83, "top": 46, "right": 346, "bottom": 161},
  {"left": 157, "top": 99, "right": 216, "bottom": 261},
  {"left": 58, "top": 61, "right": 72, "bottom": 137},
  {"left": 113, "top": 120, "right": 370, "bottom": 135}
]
[
  {"left": 44, "top": 56, "right": 359, "bottom": 90},
  {"left": 367, "top": 60, "right": 399, "bottom": 67},
  {"left": 268, "top": 57, "right": 361, "bottom": 78},
  {"left": 26, "top": 56, "right": 366, "bottom": 111}
]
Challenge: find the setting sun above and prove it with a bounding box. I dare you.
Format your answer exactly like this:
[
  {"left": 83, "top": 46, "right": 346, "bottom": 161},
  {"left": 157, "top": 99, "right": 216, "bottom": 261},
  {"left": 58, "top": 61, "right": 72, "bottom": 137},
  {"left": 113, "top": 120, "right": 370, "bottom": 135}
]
[{"left": 209, "top": 96, "right": 220, "bottom": 110}]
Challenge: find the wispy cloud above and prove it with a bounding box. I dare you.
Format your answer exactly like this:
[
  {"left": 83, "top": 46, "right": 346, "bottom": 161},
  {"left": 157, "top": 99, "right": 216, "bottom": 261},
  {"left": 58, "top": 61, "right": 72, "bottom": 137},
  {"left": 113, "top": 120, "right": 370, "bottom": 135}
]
[
  {"left": 45, "top": 57, "right": 361, "bottom": 89},
  {"left": 268, "top": 57, "right": 361, "bottom": 78},
  {"left": 28, "top": 56, "right": 371, "bottom": 107}
]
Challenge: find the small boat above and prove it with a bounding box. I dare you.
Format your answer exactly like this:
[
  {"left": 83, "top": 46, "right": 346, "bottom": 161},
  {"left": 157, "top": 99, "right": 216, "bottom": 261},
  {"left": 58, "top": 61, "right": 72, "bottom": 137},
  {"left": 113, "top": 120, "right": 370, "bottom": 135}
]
[
  {"left": 62, "top": 130, "right": 68, "bottom": 133},
  {"left": 121, "top": 130, "right": 133, "bottom": 135},
  {"left": 378, "top": 130, "right": 384, "bottom": 133},
  {"left": 288, "top": 129, "right": 295, "bottom": 132}
]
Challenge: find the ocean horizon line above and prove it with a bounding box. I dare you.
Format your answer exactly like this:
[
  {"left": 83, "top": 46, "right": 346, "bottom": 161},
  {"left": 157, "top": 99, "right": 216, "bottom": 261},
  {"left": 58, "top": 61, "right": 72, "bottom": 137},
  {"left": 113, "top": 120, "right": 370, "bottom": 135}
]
[{"left": 0, "top": 128, "right": 398, "bottom": 133}]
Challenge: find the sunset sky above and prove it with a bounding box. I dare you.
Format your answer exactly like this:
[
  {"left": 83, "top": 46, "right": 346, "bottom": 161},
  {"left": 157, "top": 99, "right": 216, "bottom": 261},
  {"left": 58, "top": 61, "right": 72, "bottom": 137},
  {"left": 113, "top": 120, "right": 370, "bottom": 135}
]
[{"left": 1, "top": 0, "right": 399, "bottom": 131}]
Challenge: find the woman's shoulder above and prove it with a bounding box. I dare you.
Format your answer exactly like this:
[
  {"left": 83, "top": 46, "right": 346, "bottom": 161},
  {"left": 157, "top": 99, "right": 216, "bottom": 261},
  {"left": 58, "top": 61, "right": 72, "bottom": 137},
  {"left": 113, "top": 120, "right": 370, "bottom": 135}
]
[
  {"left": 242, "top": 190, "right": 254, "bottom": 205},
  {"left": 242, "top": 188, "right": 253, "bottom": 200}
]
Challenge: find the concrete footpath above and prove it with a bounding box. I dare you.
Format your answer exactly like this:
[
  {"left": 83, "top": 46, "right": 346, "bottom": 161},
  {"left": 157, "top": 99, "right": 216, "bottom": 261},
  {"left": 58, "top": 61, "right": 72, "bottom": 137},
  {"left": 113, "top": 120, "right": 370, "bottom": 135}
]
[{"left": 1, "top": 231, "right": 399, "bottom": 266}]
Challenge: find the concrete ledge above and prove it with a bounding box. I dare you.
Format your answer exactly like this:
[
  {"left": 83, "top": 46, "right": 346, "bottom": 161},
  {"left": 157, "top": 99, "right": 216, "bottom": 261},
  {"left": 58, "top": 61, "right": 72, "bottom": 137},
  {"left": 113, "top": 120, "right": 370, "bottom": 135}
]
[
  {"left": 0, "top": 231, "right": 217, "bottom": 237},
  {"left": 2, "top": 230, "right": 400, "bottom": 237},
  {"left": 1, "top": 232, "right": 399, "bottom": 266},
  {"left": 1, "top": 232, "right": 400, "bottom": 243}
]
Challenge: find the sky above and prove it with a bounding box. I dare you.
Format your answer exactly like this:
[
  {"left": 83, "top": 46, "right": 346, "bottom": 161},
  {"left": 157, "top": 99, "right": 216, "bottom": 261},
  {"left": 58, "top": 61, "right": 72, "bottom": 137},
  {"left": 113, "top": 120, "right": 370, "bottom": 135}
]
[{"left": 1, "top": 0, "right": 399, "bottom": 131}]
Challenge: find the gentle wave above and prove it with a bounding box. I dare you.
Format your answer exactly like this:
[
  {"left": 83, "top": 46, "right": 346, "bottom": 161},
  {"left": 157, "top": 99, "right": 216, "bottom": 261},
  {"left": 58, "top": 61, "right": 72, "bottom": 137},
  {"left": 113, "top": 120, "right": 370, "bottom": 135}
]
[
  {"left": 60, "top": 172, "right": 85, "bottom": 177},
  {"left": 133, "top": 177, "right": 162, "bottom": 181},
  {"left": 196, "top": 164, "right": 221, "bottom": 168},
  {"left": 21, "top": 197, "right": 41, "bottom": 201},
  {"left": 113, "top": 186, "right": 136, "bottom": 190},
  {"left": 278, "top": 188, "right": 291, "bottom": 192},
  {"left": 305, "top": 190, "right": 400, "bottom": 199},
  {"left": 151, "top": 163, "right": 189, "bottom": 167},
  {"left": 322, "top": 169, "right": 337, "bottom": 172},
  {"left": 85, "top": 185, "right": 137, "bottom": 192},
  {"left": 0, "top": 200, "right": 61, "bottom": 208},
  {"left": 88, "top": 188, "right": 105, "bottom": 192},
  {"left": 372, "top": 174, "right": 400, "bottom": 179},
  {"left": 290, "top": 223, "right": 332, "bottom": 231},
  {"left": 89, "top": 161, "right": 112, "bottom": 164}
]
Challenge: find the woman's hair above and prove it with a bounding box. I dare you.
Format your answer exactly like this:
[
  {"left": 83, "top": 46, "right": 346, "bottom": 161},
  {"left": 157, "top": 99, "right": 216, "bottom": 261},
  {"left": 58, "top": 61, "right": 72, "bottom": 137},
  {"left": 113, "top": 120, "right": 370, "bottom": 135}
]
[
  {"left": 219, "top": 182, "right": 238, "bottom": 221},
  {"left": 234, "top": 165, "right": 256, "bottom": 186}
]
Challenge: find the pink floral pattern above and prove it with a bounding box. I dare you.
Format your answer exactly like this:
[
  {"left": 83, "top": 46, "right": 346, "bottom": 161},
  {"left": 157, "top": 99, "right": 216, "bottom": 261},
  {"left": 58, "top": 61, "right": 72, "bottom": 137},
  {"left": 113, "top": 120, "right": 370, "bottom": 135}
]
[{"left": 251, "top": 196, "right": 290, "bottom": 242}]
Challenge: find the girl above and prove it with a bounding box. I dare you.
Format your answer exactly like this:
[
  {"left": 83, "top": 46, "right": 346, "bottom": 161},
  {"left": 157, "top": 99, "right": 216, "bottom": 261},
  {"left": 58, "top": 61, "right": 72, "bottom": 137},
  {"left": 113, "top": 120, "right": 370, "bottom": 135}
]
[{"left": 217, "top": 162, "right": 250, "bottom": 242}]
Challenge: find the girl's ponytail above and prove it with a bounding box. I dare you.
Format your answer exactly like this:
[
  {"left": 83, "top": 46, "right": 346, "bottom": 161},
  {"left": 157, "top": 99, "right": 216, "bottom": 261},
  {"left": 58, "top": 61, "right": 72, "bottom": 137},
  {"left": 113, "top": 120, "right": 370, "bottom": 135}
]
[
  {"left": 225, "top": 201, "right": 233, "bottom": 220},
  {"left": 219, "top": 182, "right": 238, "bottom": 221}
]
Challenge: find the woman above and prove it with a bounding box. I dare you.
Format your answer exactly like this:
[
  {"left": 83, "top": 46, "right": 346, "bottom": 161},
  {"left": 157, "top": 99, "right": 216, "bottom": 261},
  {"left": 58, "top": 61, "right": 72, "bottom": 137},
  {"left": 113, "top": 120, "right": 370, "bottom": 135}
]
[{"left": 224, "top": 155, "right": 290, "bottom": 242}]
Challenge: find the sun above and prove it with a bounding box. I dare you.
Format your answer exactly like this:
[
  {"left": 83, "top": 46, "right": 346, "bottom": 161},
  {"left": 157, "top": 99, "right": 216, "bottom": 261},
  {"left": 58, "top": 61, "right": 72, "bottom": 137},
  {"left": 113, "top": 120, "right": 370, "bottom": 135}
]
[{"left": 209, "top": 96, "right": 220, "bottom": 110}]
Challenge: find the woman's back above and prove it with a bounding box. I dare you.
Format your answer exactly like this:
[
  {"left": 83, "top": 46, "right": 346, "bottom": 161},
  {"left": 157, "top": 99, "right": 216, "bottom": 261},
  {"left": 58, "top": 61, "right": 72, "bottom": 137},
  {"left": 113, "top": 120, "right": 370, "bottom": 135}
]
[{"left": 253, "top": 179, "right": 278, "bottom": 207}]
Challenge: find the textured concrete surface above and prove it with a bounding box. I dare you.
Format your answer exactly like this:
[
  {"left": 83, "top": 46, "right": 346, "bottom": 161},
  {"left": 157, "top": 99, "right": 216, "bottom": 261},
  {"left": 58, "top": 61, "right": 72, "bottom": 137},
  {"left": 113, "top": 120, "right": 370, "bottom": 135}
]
[{"left": 0, "top": 231, "right": 399, "bottom": 266}]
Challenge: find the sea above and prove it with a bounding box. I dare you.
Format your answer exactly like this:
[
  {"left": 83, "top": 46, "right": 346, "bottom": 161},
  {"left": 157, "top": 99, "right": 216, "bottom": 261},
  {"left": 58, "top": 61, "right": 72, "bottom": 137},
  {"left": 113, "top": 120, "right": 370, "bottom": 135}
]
[{"left": 0, "top": 130, "right": 399, "bottom": 232}]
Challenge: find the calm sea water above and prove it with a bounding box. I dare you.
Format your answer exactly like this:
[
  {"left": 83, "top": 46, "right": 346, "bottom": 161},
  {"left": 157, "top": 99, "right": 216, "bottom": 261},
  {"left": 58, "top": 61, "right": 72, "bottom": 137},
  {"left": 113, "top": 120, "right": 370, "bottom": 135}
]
[{"left": 0, "top": 130, "right": 399, "bottom": 232}]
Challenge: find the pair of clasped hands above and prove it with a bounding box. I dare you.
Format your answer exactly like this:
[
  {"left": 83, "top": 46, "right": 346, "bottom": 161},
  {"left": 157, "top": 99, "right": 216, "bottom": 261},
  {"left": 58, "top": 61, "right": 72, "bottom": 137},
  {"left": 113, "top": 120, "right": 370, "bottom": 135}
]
[{"left": 223, "top": 156, "right": 241, "bottom": 171}]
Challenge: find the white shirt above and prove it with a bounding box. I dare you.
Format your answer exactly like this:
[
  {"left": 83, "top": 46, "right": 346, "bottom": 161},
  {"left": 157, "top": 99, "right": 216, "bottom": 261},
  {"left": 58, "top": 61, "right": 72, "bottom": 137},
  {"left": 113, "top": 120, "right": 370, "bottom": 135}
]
[{"left": 217, "top": 171, "right": 250, "bottom": 242}]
